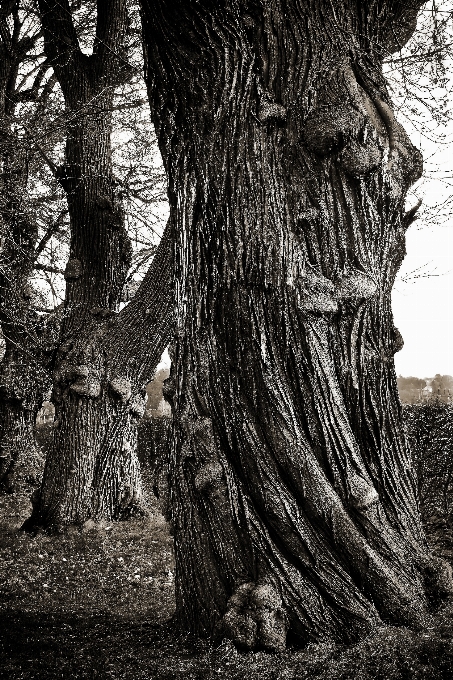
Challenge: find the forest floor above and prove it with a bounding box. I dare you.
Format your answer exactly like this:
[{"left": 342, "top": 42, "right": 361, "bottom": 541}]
[{"left": 2, "top": 458, "right": 453, "bottom": 678}]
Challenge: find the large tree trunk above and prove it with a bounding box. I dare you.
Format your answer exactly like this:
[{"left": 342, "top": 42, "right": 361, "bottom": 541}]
[{"left": 140, "top": 0, "right": 452, "bottom": 648}]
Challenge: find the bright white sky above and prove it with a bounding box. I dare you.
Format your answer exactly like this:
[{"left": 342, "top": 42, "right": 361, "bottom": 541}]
[
  {"left": 392, "top": 118, "right": 453, "bottom": 378},
  {"left": 393, "top": 193, "right": 453, "bottom": 379},
  {"left": 390, "top": 3, "right": 453, "bottom": 379}
]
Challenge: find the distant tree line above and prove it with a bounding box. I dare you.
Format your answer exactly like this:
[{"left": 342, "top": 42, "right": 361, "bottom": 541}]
[{"left": 398, "top": 374, "right": 453, "bottom": 404}]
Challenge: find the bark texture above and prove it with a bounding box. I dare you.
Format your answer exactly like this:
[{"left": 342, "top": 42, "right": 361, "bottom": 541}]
[{"left": 140, "top": 0, "right": 451, "bottom": 649}]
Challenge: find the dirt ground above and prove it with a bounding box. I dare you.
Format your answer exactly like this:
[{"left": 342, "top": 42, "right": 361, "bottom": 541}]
[{"left": 2, "top": 476, "right": 453, "bottom": 678}]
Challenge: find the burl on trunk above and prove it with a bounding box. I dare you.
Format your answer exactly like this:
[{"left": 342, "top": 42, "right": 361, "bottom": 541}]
[{"left": 140, "top": 0, "right": 452, "bottom": 649}]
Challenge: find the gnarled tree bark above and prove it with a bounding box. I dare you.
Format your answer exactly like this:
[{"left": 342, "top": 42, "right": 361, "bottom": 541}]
[{"left": 140, "top": 0, "right": 451, "bottom": 649}]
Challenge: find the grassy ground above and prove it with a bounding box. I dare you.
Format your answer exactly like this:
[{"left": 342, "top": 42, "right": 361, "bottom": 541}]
[{"left": 2, "top": 465, "right": 453, "bottom": 678}]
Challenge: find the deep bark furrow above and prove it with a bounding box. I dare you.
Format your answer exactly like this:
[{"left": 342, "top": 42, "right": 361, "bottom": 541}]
[{"left": 139, "top": 0, "right": 448, "bottom": 648}]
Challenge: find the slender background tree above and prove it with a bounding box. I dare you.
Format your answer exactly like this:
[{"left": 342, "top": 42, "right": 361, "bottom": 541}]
[
  {"left": 26, "top": 0, "right": 173, "bottom": 529},
  {"left": 0, "top": 0, "right": 64, "bottom": 492}
]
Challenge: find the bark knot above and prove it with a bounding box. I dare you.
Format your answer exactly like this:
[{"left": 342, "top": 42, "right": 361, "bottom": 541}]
[
  {"left": 301, "top": 64, "right": 424, "bottom": 182},
  {"left": 392, "top": 327, "right": 404, "bottom": 354},
  {"left": 349, "top": 474, "right": 379, "bottom": 511},
  {"left": 69, "top": 377, "right": 101, "bottom": 398},
  {"left": 57, "top": 363, "right": 89, "bottom": 383},
  {"left": 258, "top": 93, "right": 287, "bottom": 124},
  {"left": 109, "top": 377, "right": 132, "bottom": 403},
  {"left": 296, "top": 268, "right": 338, "bottom": 314},
  {"left": 222, "top": 582, "right": 288, "bottom": 652},
  {"left": 301, "top": 63, "right": 384, "bottom": 177},
  {"left": 57, "top": 363, "right": 102, "bottom": 398},
  {"left": 64, "top": 258, "right": 82, "bottom": 281}
]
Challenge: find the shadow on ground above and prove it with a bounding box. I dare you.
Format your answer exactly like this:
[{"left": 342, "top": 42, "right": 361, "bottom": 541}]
[
  {"left": 0, "top": 610, "right": 210, "bottom": 679},
  {"left": 3, "top": 606, "right": 453, "bottom": 679},
  {"left": 3, "top": 460, "right": 453, "bottom": 678}
]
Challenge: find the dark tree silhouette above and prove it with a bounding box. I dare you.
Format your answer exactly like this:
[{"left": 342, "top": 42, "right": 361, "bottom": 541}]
[
  {"left": 139, "top": 0, "right": 453, "bottom": 649},
  {"left": 0, "top": 1, "right": 59, "bottom": 492},
  {"left": 405, "top": 399, "right": 453, "bottom": 518}
]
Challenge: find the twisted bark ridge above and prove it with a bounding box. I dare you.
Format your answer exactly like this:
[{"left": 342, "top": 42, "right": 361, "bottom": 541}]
[{"left": 140, "top": 0, "right": 450, "bottom": 649}]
